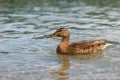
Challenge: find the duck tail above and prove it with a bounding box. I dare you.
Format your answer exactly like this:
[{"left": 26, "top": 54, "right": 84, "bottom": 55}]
[{"left": 105, "top": 43, "right": 112, "bottom": 47}]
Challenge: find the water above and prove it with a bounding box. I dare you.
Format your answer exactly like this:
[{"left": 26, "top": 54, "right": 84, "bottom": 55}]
[{"left": 0, "top": 0, "right": 120, "bottom": 80}]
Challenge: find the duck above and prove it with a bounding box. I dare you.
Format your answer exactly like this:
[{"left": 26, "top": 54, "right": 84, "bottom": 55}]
[{"left": 48, "top": 28, "right": 108, "bottom": 55}]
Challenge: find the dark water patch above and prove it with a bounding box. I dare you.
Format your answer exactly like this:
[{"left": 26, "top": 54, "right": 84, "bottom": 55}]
[
  {"left": 23, "top": 31, "right": 36, "bottom": 34},
  {"left": 0, "top": 51, "right": 9, "bottom": 54},
  {"left": 1, "top": 30, "right": 16, "bottom": 33}
]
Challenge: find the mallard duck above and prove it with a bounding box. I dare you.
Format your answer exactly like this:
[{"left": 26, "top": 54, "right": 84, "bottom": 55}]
[{"left": 48, "top": 28, "right": 108, "bottom": 55}]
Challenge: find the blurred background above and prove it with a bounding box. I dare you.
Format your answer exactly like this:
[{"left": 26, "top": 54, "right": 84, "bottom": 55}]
[{"left": 0, "top": 0, "right": 120, "bottom": 80}]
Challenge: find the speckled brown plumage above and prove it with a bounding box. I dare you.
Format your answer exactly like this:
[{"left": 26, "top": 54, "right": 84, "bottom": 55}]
[
  {"left": 68, "top": 40, "right": 106, "bottom": 55},
  {"left": 49, "top": 28, "right": 107, "bottom": 55}
]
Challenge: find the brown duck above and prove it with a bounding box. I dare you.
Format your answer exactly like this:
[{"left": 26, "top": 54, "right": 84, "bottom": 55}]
[{"left": 48, "top": 28, "right": 108, "bottom": 55}]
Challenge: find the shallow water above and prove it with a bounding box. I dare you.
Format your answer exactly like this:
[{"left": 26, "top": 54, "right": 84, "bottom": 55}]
[{"left": 0, "top": 0, "right": 120, "bottom": 80}]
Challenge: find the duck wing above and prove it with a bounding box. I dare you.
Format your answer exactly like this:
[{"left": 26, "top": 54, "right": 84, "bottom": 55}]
[{"left": 69, "top": 39, "right": 106, "bottom": 54}]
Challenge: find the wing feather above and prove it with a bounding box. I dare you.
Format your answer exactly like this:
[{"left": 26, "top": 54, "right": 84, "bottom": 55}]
[{"left": 69, "top": 39, "right": 106, "bottom": 54}]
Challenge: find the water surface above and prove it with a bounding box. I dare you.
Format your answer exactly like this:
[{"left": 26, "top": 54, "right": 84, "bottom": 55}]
[{"left": 0, "top": 0, "right": 120, "bottom": 80}]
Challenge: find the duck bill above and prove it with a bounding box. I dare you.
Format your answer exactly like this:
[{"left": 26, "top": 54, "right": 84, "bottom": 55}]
[{"left": 47, "top": 33, "right": 57, "bottom": 38}]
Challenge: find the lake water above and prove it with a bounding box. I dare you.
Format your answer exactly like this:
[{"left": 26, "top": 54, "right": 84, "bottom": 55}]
[{"left": 0, "top": 0, "right": 120, "bottom": 80}]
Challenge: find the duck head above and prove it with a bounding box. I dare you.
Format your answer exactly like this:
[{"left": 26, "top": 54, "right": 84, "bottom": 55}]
[{"left": 48, "top": 28, "right": 70, "bottom": 38}]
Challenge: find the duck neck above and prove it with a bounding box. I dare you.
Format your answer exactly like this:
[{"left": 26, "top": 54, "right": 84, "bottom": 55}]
[
  {"left": 57, "top": 37, "right": 70, "bottom": 54},
  {"left": 62, "top": 37, "right": 69, "bottom": 43}
]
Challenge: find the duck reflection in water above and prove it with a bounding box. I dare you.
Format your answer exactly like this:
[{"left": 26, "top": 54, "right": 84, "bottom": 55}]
[
  {"left": 50, "top": 52, "right": 103, "bottom": 80},
  {"left": 50, "top": 55, "right": 70, "bottom": 80}
]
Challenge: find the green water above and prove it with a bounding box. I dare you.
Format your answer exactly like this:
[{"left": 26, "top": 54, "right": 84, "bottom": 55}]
[{"left": 0, "top": 0, "right": 120, "bottom": 80}]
